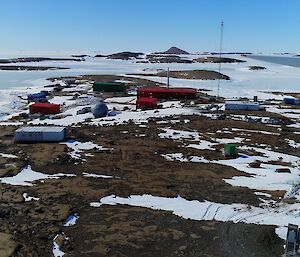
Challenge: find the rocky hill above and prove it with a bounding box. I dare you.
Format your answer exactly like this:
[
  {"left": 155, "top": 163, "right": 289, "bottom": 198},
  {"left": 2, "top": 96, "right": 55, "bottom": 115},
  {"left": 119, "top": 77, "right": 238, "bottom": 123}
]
[{"left": 158, "top": 47, "right": 189, "bottom": 55}]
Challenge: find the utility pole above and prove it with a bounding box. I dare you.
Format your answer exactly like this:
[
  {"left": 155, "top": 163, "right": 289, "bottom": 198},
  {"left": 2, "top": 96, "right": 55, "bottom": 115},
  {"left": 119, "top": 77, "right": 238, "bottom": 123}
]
[
  {"left": 167, "top": 67, "right": 170, "bottom": 88},
  {"left": 217, "top": 21, "right": 224, "bottom": 99}
]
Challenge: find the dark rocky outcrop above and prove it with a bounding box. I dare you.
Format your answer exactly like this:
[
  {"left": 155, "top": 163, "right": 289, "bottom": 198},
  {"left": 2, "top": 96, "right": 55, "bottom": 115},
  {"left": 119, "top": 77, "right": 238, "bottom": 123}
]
[
  {"left": 194, "top": 57, "right": 246, "bottom": 63},
  {"left": 0, "top": 66, "right": 69, "bottom": 71},
  {"left": 157, "top": 47, "right": 189, "bottom": 55},
  {"left": 249, "top": 66, "right": 266, "bottom": 70},
  {"left": 0, "top": 57, "right": 83, "bottom": 64},
  {"left": 106, "top": 52, "right": 143, "bottom": 60},
  {"left": 94, "top": 54, "right": 107, "bottom": 58},
  {"left": 143, "top": 55, "right": 193, "bottom": 64},
  {"left": 130, "top": 69, "right": 230, "bottom": 80},
  {"left": 71, "top": 55, "right": 90, "bottom": 58}
]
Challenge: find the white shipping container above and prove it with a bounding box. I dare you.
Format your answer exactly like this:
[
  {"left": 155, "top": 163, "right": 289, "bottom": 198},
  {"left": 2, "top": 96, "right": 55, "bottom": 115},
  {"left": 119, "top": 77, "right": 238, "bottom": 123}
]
[
  {"left": 225, "top": 101, "right": 260, "bottom": 111},
  {"left": 15, "top": 126, "right": 65, "bottom": 142}
]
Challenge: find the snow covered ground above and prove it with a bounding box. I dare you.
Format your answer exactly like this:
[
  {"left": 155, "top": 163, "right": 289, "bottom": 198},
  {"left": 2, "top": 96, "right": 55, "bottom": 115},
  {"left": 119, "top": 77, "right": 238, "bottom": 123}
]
[
  {"left": 1, "top": 53, "right": 300, "bottom": 118},
  {"left": 2, "top": 53, "right": 300, "bottom": 253}
]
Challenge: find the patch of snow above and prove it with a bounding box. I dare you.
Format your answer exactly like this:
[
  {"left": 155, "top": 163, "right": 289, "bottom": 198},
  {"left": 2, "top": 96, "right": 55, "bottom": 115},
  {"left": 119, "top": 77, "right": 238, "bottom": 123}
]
[
  {"left": 52, "top": 234, "right": 65, "bottom": 257},
  {"left": 23, "top": 193, "right": 39, "bottom": 201},
  {"left": 83, "top": 172, "right": 113, "bottom": 179},
  {"left": 90, "top": 107, "right": 199, "bottom": 127},
  {"left": 286, "top": 139, "right": 300, "bottom": 149},
  {"left": 159, "top": 128, "right": 200, "bottom": 141},
  {"left": 187, "top": 141, "right": 216, "bottom": 150},
  {"left": 276, "top": 226, "right": 287, "bottom": 240},
  {"left": 161, "top": 153, "right": 188, "bottom": 162},
  {"left": 160, "top": 101, "right": 182, "bottom": 108},
  {"left": 63, "top": 213, "right": 79, "bottom": 227},
  {"left": 104, "top": 96, "right": 136, "bottom": 104},
  {"left": 284, "top": 184, "right": 300, "bottom": 199},
  {"left": 220, "top": 147, "right": 300, "bottom": 192},
  {"left": 0, "top": 153, "right": 18, "bottom": 159},
  {"left": 254, "top": 192, "right": 272, "bottom": 198},
  {"left": 161, "top": 153, "right": 209, "bottom": 163},
  {"left": 0, "top": 165, "right": 75, "bottom": 186},
  {"left": 215, "top": 137, "right": 244, "bottom": 144},
  {"left": 90, "top": 194, "right": 300, "bottom": 234},
  {"left": 61, "top": 141, "right": 111, "bottom": 159}
]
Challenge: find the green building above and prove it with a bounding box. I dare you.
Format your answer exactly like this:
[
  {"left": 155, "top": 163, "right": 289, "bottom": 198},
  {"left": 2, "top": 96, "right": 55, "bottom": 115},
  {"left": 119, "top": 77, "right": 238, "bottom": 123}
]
[{"left": 93, "top": 82, "right": 126, "bottom": 93}]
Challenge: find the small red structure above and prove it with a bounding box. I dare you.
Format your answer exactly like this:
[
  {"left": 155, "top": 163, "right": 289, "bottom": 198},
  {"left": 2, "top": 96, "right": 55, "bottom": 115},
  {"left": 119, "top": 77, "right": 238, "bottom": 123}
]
[
  {"left": 29, "top": 103, "right": 60, "bottom": 115},
  {"left": 137, "top": 88, "right": 197, "bottom": 100},
  {"left": 136, "top": 97, "right": 158, "bottom": 109}
]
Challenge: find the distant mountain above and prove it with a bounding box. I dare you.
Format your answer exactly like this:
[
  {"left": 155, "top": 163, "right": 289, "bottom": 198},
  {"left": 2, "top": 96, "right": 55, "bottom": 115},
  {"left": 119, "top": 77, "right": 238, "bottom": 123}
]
[{"left": 158, "top": 47, "right": 190, "bottom": 55}]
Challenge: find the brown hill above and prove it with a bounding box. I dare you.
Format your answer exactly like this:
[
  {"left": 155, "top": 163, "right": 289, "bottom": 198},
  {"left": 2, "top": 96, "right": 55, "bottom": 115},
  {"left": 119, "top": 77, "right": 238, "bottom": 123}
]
[{"left": 158, "top": 47, "right": 189, "bottom": 55}]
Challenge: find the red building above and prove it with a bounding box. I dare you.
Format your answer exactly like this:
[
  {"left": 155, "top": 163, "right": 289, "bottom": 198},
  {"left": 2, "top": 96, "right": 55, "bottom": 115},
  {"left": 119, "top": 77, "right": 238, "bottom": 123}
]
[
  {"left": 29, "top": 103, "right": 60, "bottom": 115},
  {"left": 137, "top": 88, "right": 197, "bottom": 100},
  {"left": 136, "top": 97, "right": 158, "bottom": 109}
]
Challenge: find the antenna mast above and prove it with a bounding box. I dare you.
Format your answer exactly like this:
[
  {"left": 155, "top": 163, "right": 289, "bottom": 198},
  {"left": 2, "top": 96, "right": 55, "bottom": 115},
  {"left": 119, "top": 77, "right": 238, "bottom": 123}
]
[
  {"left": 167, "top": 67, "right": 170, "bottom": 88},
  {"left": 217, "top": 21, "right": 224, "bottom": 99}
]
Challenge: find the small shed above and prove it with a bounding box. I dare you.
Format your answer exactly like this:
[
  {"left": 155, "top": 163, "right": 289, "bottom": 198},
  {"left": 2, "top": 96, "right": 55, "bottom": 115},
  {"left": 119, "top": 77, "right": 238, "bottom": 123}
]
[
  {"left": 29, "top": 103, "right": 60, "bottom": 114},
  {"left": 225, "top": 101, "right": 260, "bottom": 111},
  {"left": 15, "top": 126, "right": 65, "bottom": 142},
  {"left": 137, "top": 88, "right": 197, "bottom": 100},
  {"left": 136, "top": 97, "right": 158, "bottom": 109},
  {"left": 93, "top": 82, "right": 126, "bottom": 93}
]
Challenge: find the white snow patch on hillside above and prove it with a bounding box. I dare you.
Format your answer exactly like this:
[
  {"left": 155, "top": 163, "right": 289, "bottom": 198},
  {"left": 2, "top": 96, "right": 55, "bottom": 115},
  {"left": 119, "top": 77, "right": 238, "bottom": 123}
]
[
  {"left": 61, "top": 141, "right": 111, "bottom": 159},
  {"left": 90, "top": 194, "right": 300, "bottom": 240},
  {"left": 0, "top": 165, "right": 75, "bottom": 186}
]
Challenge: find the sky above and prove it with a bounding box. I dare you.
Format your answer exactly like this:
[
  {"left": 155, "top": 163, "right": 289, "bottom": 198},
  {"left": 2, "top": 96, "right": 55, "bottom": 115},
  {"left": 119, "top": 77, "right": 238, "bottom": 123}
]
[{"left": 0, "top": 0, "right": 300, "bottom": 53}]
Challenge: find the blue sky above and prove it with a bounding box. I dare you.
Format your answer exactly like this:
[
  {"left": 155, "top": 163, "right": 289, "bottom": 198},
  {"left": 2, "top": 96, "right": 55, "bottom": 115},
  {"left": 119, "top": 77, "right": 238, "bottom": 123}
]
[{"left": 1, "top": 0, "right": 300, "bottom": 53}]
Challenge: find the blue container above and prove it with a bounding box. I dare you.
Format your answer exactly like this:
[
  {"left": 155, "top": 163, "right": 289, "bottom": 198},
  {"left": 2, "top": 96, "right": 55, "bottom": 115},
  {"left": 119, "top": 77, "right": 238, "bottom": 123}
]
[
  {"left": 92, "top": 102, "right": 109, "bottom": 118},
  {"left": 283, "top": 97, "right": 299, "bottom": 105},
  {"left": 28, "top": 92, "right": 47, "bottom": 102}
]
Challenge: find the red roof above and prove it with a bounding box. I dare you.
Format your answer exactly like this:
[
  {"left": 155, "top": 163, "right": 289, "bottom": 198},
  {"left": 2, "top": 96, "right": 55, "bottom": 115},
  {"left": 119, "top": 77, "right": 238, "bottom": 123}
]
[
  {"left": 138, "top": 88, "right": 196, "bottom": 93},
  {"left": 137, "top": 87, "right": 197, "bottom": 100}
]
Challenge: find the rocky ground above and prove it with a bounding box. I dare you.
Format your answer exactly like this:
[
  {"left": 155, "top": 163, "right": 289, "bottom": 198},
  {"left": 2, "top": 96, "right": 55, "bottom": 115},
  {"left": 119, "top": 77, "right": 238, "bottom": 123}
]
[
  {"left": 130, "top": 69, "right": 230, "bottom": 80},
  {"left": 1, "top": 110, "right": 298, "bottom": 256},
  {"left": 0, "top": 66, "right": 69, "bottom": 71},
  {"left": 193, "top": 57, "right": 245, "bottom": 63},
  {"left": 1, "top": 73, "right": 300, "bottom": 257},
  {"left": 0, "top": 57, "right": 83, "bottom": 64}
]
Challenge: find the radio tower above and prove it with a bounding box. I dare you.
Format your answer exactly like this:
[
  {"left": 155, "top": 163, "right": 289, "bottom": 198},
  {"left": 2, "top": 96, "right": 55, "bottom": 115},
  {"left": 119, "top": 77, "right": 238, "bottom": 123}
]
[{"left": 217, "top": 21, "right": 224, "bottom": 99}]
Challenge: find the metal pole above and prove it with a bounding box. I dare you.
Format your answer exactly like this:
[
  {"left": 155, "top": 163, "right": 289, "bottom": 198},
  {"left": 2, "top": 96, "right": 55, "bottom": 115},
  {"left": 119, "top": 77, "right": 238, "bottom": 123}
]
[
  {"left": 217, "top": 21, "right": 224, "bottom": 99},
  {"left": 167, "top": 67, "right": 170, "bottom": 88}
]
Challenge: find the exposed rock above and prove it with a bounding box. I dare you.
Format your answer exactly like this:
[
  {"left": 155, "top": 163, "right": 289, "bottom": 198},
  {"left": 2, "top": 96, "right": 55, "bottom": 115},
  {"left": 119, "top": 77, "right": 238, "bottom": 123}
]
[
  {"left": 0, "top": 57, "right": 82, "bottom": 64},
  {"left": 249, "top": 66, "right": 267, "bottom": 70},
  {"left": 249, "top": 161, "right": 261, "bottom": 168},
  {"left": 94, "top": 54, "right": 107, "bottom": 58},
  {"left": 71, "top": 55, "right": 90, "bottom": 58},
  {"left": 194, "top": 57, "right": 246, "bottom": 63},
  {"left": 275, "top": 168, "right": 291, "bottom": 173},
  {"left": 130, "top": 70, "right": 230, "bottom": 80},
  {"left": 157, "top": 47, "right": 189, "bottom": 55},
  {"left": 0, "top": 232, "right": 17, "bottom": 257},
  {"left": 107, "top": 52, "right": 143, "bottom": 60},
  {"left": 0, "top": 66, "right": 69, "bottom": 71},
  {"left": 144, "top": 55, "right": 193, "bottom": 64}
]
